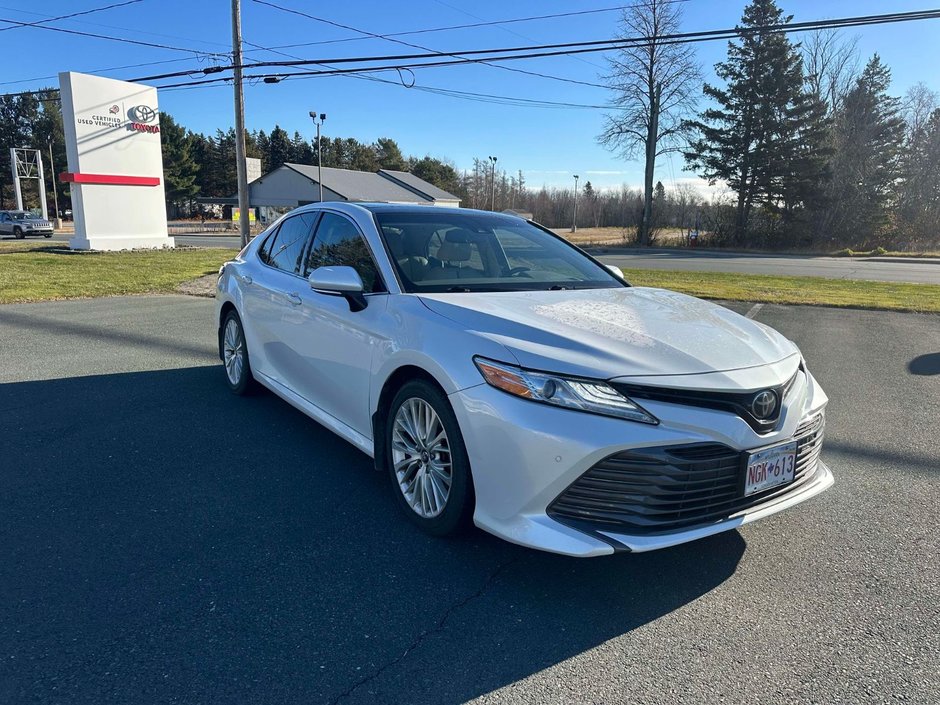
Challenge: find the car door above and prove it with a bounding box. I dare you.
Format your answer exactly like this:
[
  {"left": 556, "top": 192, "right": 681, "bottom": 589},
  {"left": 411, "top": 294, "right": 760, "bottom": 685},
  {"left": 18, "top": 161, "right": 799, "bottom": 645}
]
[
  {"left": 279, "top": 210, "right": 390, "bottom": 437},
  {"left": 240, "top": 211, "right": 318, "bottom": 387},
  {"left": 0, "top": 213, "right": 10, "bottom": 235}
]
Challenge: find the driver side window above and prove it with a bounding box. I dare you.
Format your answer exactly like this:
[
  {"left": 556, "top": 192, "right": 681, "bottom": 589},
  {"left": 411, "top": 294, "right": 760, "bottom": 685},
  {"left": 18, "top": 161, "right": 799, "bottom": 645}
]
[{"left": 303, "top": 212, "right": 384, "bottom": 293}]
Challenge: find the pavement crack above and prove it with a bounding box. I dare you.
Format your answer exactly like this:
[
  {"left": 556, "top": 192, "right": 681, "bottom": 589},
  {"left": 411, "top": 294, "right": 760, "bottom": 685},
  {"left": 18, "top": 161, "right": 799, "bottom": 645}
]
[{"left": 329, "top": 554, "right": 518, "bottom": 705}]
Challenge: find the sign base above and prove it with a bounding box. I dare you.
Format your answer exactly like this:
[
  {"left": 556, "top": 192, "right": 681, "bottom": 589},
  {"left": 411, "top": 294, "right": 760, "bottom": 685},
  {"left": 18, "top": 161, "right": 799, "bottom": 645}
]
[{"left": 69, "top": 235, "right": 176, "bottom": 251}]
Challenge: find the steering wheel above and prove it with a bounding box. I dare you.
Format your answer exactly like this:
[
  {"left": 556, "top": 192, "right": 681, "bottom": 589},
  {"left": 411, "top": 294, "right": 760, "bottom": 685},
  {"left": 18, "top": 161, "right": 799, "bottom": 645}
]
[{"left": 506, "top": 266, "right": 531, "bottom": 277}]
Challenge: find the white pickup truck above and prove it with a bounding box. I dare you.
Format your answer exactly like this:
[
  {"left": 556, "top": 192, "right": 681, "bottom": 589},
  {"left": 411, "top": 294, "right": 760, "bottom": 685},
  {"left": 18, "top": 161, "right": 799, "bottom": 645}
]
[{"left": 0, "top": 210, "right": 54, "bottom": 239}]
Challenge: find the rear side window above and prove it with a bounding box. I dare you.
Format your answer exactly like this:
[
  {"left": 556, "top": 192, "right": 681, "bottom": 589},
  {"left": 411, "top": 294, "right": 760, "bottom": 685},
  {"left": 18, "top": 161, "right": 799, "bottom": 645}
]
[
  {"left": 261, "top": 213, "right": 317, "bottom": 274},
  {"left": 304, "top": 212, "right": 384, "bottom": 293}
]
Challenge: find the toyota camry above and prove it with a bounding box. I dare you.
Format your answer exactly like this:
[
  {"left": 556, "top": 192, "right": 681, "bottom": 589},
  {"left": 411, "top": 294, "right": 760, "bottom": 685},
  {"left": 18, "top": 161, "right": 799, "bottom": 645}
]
[{"left": 215, "top": 203, "right": 832, "bottom": 557}]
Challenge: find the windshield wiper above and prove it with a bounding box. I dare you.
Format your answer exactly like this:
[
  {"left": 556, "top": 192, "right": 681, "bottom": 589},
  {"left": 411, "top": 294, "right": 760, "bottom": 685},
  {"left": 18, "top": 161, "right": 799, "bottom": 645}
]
[
  {"left": 549, "top": 284, "right": 569, "bottom": 290},
  {"left": 446, "top": 286, "right": 471, "bottom": 293}
]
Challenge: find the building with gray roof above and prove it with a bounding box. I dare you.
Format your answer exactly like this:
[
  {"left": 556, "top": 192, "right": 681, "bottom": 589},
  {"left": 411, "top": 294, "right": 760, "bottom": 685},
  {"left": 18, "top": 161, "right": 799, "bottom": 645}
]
[{"left": 247, "top": 163, "right": 461, "bottom": 209}]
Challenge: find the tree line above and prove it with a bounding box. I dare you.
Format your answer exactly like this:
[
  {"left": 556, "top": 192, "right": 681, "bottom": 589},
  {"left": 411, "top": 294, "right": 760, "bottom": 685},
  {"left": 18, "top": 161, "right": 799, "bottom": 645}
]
[
  {"left": 2, "top": 0, "right": 937, "bottom": 250},
  {"left": 602, "top": 0, "right": 940, "bottom": 250}
]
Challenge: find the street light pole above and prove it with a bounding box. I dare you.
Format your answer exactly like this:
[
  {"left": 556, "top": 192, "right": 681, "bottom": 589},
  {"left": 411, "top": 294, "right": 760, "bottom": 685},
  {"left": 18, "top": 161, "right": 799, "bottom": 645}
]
[
  {"left": 488, "top": 155, "right": 498, "bottom": 211},
  {"left": 47, "top": 140, "right": 62, "bottom": 230},
  {"left": 309, "top": 111, "right": 327, "bottom": 202},
  {"left": 231, "top": 0, "right": 251, "bottom": 249},
  {"left": 571, "top": 174, "right": 579, "bottom": 233}
]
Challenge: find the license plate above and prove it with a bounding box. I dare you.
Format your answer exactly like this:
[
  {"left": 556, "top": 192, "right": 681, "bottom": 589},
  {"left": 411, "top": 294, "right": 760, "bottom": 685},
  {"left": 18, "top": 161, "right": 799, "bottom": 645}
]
[{"left": 744, "top": 440, "right": 797, "bottom": 496}]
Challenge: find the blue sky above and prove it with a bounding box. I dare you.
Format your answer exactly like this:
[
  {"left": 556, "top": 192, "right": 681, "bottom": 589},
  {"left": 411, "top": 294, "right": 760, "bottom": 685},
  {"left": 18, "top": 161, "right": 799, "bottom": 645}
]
[{"left": 3, "top": 0, "right": 939, "bottom": 192}]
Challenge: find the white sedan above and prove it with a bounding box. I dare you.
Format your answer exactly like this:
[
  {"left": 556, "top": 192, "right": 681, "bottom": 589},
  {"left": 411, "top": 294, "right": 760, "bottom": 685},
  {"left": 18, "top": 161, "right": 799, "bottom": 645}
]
[{"left": 215, "top": 203, "right": 832, "bottom": 557}]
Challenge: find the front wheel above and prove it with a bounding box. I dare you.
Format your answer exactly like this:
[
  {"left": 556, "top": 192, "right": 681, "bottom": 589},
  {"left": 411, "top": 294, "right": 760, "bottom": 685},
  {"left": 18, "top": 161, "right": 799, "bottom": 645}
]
[
  {"left": 221, "top": 310, "right": 256, "bottom": 395},
  {"left": 386, "top": 380, "right": 473, "bottom": 536}
]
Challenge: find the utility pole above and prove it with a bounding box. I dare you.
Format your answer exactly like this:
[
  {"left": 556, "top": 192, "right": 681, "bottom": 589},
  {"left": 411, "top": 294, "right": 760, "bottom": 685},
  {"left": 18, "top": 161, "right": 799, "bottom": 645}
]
[
  {"left": 309, "top": 111, "right": 327, "bottom": 202},
  {"left": 571, "top": 174, "right": 579, "bottom": 233},
  {"left": 231, "top": 0, "right": 250, "bottom": 249},
  {"left": 488, "top": 155, "right": 497, "bottom": 210},
  {"left": 48, "top": 140, "right": 61, "bottom": 229}
]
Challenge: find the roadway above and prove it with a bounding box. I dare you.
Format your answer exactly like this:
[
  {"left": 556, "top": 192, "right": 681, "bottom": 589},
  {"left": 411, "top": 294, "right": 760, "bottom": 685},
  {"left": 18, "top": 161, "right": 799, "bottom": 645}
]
[
  {"left": 1, "top": 295, "right": 937, "bottom": 704},
  {"left": 40, "top": 231, "right": 940, "bottom": 284}
]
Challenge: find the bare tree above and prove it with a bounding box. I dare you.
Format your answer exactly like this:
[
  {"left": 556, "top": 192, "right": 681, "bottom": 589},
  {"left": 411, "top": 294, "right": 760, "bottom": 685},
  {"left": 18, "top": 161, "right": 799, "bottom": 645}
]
[
  {"left": 803, "top": 29, "right": 860, "bottom": 113},
  {"left": 599, "top": 0, "right": 700, "bottom": 246},
  {"left": 903, "top": 82, "right": 939, "bottom": 137}
]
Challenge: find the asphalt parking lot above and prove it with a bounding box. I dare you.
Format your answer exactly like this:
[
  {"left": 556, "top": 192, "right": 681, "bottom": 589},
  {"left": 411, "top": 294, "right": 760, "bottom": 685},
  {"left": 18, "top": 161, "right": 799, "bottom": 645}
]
[{"left": 1, "top": 295, "right": 938, "bottom": 704}]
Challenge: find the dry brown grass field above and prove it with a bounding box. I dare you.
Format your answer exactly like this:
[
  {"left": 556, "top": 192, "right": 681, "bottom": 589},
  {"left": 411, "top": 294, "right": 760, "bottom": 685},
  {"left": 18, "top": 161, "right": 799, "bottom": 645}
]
[{"left": 553, "top": 227, "right": 687, "bottom": 246}]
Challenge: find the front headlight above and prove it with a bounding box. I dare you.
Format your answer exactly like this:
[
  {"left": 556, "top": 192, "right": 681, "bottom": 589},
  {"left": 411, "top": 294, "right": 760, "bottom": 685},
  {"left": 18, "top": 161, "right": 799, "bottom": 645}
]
[{"left": 473, "top": 357, "right": 658, "bottom": 425}]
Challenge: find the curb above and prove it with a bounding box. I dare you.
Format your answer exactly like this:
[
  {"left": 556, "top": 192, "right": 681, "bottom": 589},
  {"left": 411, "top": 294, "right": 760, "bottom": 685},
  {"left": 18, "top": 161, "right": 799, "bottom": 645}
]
[{"left": 863, "top": 257, "right": 940, "bottom": 266}]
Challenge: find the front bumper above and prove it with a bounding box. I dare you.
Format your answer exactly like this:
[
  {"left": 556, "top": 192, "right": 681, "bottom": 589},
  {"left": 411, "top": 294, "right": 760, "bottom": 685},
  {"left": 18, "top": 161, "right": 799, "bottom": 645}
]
[{"left": 449, "top": 367, "right": 831, "bottom": 557}]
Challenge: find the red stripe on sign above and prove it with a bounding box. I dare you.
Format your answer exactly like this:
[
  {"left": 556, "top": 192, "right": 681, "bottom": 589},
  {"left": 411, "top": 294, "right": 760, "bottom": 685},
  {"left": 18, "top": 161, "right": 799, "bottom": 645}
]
[{"left": 59, "top": 172, "right": 161, "bottom": 186}]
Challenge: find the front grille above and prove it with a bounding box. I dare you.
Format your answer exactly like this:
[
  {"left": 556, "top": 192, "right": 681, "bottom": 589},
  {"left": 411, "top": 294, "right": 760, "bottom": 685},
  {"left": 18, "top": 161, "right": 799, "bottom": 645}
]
[
  {"left": 611, "top": 368, "right": 802, "bottom": 433},
  {"left": 548, "top": 413, "right": 825, "bottom": 535}
]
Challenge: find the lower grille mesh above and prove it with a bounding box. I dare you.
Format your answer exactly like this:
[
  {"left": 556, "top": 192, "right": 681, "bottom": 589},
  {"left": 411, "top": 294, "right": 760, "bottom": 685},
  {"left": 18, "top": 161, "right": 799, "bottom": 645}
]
[{"left": 548, "top": 413, "right": 825, "bottom": 535}]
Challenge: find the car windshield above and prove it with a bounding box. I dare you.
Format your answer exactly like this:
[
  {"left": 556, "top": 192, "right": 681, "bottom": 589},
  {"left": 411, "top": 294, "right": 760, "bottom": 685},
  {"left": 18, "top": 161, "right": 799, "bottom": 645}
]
[{"left": 373, "top": 211, "right": 625, "bottom": 293}]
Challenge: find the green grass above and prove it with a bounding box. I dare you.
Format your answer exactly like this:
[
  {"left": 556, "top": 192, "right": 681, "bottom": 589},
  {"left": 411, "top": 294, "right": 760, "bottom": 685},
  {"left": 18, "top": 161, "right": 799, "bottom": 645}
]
[
  {"left": 0, "top": 242, "right": 937, "bottom": 313},
  {"left": 0, "top": 243, "right": 239, "bottom": 304},
  {"left": 621, "top": 267, "right": 940, "bottom": 314}
]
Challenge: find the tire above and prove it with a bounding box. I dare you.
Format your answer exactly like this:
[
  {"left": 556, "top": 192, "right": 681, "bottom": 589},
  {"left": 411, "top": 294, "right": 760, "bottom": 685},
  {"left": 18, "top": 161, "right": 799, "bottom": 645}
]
[
  {"left": 221, "top": 310, "right": 256, "bottom": 395},
  {"left": 386, "top": 380, "right": 474, "bottom": 536},
  {"left": 13, "top": 227, "right": 23, "bottom": 240}
]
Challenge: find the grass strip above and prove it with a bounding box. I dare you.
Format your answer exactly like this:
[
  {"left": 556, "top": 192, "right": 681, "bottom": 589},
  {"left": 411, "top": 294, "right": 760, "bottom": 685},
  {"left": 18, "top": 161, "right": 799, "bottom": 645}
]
[
  {"left": 0, "top": 243, "right": 937, "bottom": 313},
  {"left": 621, "top": 267, "right": 940, "bottom": 314},
  {"left": 0, "top": 244, "right": 239, "bottom": 304}
]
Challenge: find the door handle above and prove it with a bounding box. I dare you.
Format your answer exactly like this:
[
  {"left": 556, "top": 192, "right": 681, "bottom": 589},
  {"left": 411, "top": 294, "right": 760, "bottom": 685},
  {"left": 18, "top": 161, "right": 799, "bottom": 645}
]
[
  {"left": 238, "top": 274, "right": 253, "bottom": 285},
  {"left": 286, "top": 292, "right": 303, "bottom": 306}
]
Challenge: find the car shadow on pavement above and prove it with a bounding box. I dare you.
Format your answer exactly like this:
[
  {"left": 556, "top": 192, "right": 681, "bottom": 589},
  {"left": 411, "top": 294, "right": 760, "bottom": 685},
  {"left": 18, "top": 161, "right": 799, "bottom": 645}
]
[
  {"left": 1, "top": 365, "right": 745, "bottom": 705},
  {"left": 908, "top": 352, "right": 940, "bottom": 376}
]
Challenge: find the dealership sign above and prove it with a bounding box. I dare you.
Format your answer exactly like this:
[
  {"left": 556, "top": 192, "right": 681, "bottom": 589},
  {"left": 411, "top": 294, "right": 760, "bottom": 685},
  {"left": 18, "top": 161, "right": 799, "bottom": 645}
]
[{"left": 58, "top": 71, "right": 173, "bottom": 250}]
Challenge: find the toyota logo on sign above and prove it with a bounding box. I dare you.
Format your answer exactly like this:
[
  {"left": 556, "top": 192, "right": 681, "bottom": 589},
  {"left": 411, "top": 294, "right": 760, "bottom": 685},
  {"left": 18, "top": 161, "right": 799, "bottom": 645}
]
[{"left": 129, "top": 105, "right": 158, "bottom": 123}]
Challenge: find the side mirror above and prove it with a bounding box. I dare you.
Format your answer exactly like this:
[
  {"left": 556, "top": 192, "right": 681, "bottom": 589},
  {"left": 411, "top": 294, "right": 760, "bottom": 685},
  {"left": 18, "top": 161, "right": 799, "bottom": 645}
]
[
  {"left": 605, "top": 264, "right": 624, "bottom": 279},
  {"left": 308, "top": 265, "right": 367, "bottom": 312}
]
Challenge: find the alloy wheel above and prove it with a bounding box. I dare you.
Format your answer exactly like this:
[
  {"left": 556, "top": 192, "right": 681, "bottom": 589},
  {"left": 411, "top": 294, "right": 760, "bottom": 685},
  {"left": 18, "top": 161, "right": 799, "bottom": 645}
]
[
  {"left": 223, "top": 318, "right": 245, "bottom": 386},
  {"left": 391, "top": 398, "right": 453, "bottom": 518}
]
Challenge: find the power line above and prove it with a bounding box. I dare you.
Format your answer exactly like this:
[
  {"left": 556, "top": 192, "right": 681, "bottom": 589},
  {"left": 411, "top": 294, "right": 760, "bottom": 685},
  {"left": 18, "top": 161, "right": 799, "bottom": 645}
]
[
  {"left": 0, "top": 15, "right": 229, "bottom": 55},
  {"left": 127, "top": 7, "right": 940, "bottom": 85},
  {"left": 6, "top": 8, "right": 940, "bottom": 102},
  {"left": 431, "top": 0, "right": 609, "bottom": 72},
  {"left": 252, "top": 0, "right": 609, "bottom": 89},
  {"left": 0, "top": 56, "right": 215, "bottom": 88},
  {"left": 257, "top": 3, "right": 640, "bottom": 51},
  {"left": 0, "top": 0, "right": 143, "bottom": 33},
  {"left": 0, "top": 3, "right": 234, "bottom": 50}
]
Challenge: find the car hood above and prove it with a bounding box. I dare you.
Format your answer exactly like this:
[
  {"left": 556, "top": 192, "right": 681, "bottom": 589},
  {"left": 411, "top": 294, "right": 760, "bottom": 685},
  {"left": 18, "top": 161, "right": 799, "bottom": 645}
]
[{"left": 418, "top": 287, "right": 799, "bottom": 379}]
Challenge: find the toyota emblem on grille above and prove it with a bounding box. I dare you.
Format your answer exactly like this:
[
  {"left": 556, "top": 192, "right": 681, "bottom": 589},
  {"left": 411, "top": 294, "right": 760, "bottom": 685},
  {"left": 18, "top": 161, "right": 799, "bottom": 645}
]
[
  {"left": 129, "top": 105, "right": 158, "bottom": 123},
  {"left": 751, "top": 390, "right": 777, "bottom": 419}
]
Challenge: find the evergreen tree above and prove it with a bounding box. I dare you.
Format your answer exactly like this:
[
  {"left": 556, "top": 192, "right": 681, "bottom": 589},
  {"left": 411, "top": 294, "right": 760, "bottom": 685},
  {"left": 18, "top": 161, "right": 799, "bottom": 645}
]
[
  {"left": 290, "top": 131, "right": 314, "bottom": 164},
  {"left": 267, "top": 126, "right": 292, "bottom": 170},
  {"left": 0, "top": 93, "right": 41, "bottom": 209},
  {"left": 408, "top": 156, "right": 460, "bottom": 195},
  {"left": 685, "top": 0, "right": 829, "bottom": 243},
  {"left": 826, "top": 55, "right": 905, "bottom": 244},
  {"left": 898, "top": 107, "right": 940, "bottom": 245},
  {"left": 160, "top": 114, "right": 200, "bottom": 214},
  {"left": 374, "top": 137, "right": 406, "bottom": 170},
  {"left": 255, "top": 129, "right": 270, "bottom": 172}
]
